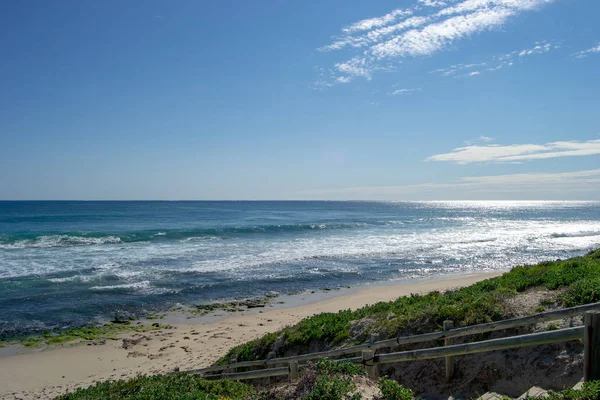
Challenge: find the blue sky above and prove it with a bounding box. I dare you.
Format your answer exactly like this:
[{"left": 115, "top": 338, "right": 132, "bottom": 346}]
[{"left": 1, "top": 0, "right": 599, "bottom": 200}]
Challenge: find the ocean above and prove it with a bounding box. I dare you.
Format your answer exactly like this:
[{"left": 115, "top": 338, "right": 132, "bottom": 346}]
[{"left": 1, "top": 200, "right": 599, "bottom": 336}]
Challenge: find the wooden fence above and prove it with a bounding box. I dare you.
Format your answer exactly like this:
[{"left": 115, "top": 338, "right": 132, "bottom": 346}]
[{"left": 181, "top": 302, "right": 600, "bottom": 383}]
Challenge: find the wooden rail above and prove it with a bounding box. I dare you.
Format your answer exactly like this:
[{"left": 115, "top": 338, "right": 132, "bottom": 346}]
[
  {"left": 187, "top": 301, "right": 600, "bottom": 376},
  {"left": 375, "top": 326, "right": 583, "bottom": 364}
]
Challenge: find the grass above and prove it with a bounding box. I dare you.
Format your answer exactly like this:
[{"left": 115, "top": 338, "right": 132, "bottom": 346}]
[
  {"left": 220, "top": 249, "right": 600, "bottom": 363},
  {"left": 1, "top": 322, "right": 167, "bottom": 348}
]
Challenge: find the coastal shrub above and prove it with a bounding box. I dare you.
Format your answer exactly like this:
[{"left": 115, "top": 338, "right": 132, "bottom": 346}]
[
  {"left": 543, "top": 380, "right": 600, "bottom": 400},
  {"left": 304, "top": 375, "right": 361, "bottom": 400},
  {"left": 559, "top": 278, "right": 600, "bottom": 307},
  {"left": 220, "top": 249, "right": 600, "bottom": 364},
  {"left": 316, "top": 358, "right": 367, "bottom": 376},
  {"left": 232, "top": 332, "right": 280, "bottom": 362},
  {"left": 55, "top": 374, "right": 255, "bottom": 400},
  {"left": 378, "top": 377, "right": 413, "bottom": 400}
]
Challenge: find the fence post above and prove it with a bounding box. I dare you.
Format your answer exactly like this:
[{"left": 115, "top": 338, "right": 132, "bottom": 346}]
[
  {"left": 443, "top": 320, "right": 455, "bottom": 383},
  {"left": 362, "top": 349, "right": 376, "bottom": 378},
  {"left": 370, "top": 333, "right": 380, "bottom": 347},
  {"left": 229, "top": 357, "right": 237, "bottom": 374},
  {"left": 370, "top": 334, "right": 380, "bottom": 377},
  {"left": 584, "top": 311, "right": 600, "bottom": 382},
  {"left": 266, "top": 351, "right": 276, "bottom": 385},
  {"left": 289, "top": 360, "right": 299, "bottom": 382}
]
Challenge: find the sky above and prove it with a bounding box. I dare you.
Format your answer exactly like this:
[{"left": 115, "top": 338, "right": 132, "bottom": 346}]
[{"left": 0, "top": 0, "right": 599, "bottom": 200}]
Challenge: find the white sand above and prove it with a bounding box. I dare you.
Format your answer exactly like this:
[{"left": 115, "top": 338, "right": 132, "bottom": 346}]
[{"left": 0, "top": 272, "right": 502, "bottom": 400}]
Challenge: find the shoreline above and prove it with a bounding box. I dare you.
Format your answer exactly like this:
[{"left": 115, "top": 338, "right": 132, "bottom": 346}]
[
  {"left": 161, "top": 269, "right": 508, "bottom": 325},
  {"left": 0, "top": 270, "right": 503, "bottom": 400}
]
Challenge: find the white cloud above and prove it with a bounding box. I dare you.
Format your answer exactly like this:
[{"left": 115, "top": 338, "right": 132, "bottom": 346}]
[
  {"left": 390, "top": 88, "right": 421, "bottom": 95},
  {"left": 342, "top": 9, "right": 413, "bottom": 33},
  {"left": 574, "top": 42, "right": 600, "bottom": 58},
  {"left": 299, "top": 169, "right": 600, "bottom": 200},
  {"left": 317, "top": 0, "right": 557, "bottom": 85},
  {"left": 464, "top": 136, "right": 495, "bottom": 145},
  {"left": 431, "top": 40, "right": 559, "bottom": 78},
  {"left": 419, "top": 0, "right": 448, "bottom": 7},
  {"left": 426, "top": 139, "right": 600, "bottom": 164},
  {"left": 519, "top": 41, "right": 553, "bottom": 56},
  {"left": 371, "top": 7, "right": 514, "bottom": 59},
  {"left": 432, "top": 62, "right": 488, "bottom": 76}
]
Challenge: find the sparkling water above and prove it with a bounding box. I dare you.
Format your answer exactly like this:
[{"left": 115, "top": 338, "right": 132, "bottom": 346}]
[{"left": 1, "top": 201, "right": 599, "bottom": 334}]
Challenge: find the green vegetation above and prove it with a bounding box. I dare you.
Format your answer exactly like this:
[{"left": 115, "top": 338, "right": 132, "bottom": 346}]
[
  {"left": 1, "top": 322, "right": 167, "bottom": 348},
  {"left": 54, "top": 360, "right": 368, "bottom": 400},
  {"left": 378, "top": 377, "right": 414, "bottom": 400},
  {"left": 542, "top": 381, "right": 600, "bottom": 400},
  {"left": 304, "top": 376, "right": 362, "bottom": 400},
  {"left": 55, "top": 374, "right": 255, "bottom": 400},
  {"left": 295, "top": 360, "right": 365, "bottom": 400},
  {"left": 221, "top": 249, "right": 600, "bottom": 363},
  {"left": 316, "top": 358, "right": 367, "bottom": 376}
]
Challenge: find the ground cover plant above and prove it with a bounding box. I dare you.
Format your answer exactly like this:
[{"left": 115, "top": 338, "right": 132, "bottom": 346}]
[
  {"left": 539, "top": 381, "right": 600, "bottom": 400},
  {"left": 378, "top": 377, "right": 414, "bottom": 400},
  {"left": 55, "top": 374, "right": 256, "bottom": 400}
]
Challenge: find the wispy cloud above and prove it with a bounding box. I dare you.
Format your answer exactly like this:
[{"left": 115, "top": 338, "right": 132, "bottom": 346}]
[
  {"left": 342, "top": 9, "right": 413, "bottom": 34},
  {"left": 432, "top": 62, "right": 488, "bottom": 76},
  {"left": 431, "top": 40, "right": 559, "bottom": 78},
  {"left": 418, "top": 0, "right": 448, "bottom": 7},
  {"left": 518, "top": 41, "right": 554, "bottom": 56},
  {"left": 390, "top": 88, "right": 422, "bottom": 95},
  {"left": 464, "top": 136, "right": 494, "bottom": 145},
  {"left": 317, "top": 0, "right": 557, "bottom": 84},
  {"left": 426, "top": 139, "right": 600, "bottom": 164},
  {"left": 574, "top": 42, "right": 600, "bottom": 58},
  {"left": 300, "top": 169, "right": 600, "bottom": 200}
]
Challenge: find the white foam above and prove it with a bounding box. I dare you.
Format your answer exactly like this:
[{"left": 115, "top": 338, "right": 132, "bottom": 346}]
[
  {"left": 0, "top": 235, "right": 122, "bottom": 249},
  {"left": 48, "top": 276, "right": 80, "bottom": 283},
  {"left": 2, "top": 209, "right": 600, "bottom": 286},
  {"left": 89, "top": 281, "right": 151, "bottom": 291}
]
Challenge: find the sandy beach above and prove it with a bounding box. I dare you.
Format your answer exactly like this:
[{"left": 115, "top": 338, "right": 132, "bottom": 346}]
[{"left": 0, "top": 272, "right": 502, "bottom": 400}]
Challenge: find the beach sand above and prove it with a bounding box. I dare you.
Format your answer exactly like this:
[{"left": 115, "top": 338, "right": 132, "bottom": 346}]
[{"left": 0, "top": 272, "right": 502, "bottom": 400}]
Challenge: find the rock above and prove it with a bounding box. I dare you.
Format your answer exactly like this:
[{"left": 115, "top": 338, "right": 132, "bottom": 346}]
[
  {"left": 122, "top": 336, "right": 150, "bottom": 350},
  {"left": 111, "top": 311, "right": 135, "bottom": 324}
]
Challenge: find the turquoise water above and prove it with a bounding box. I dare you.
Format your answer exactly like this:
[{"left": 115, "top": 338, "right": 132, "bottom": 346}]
[{"left": 1, "top": 201, "right": 599, "bottom": 335}]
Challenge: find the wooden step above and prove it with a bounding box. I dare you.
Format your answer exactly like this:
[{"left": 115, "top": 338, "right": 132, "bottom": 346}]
[
  {"left": 517, "top": 386, "right": 547, "bottom": 400},
  {"left": 477, "top": 392, "right": 507, "bottom": 400}
]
